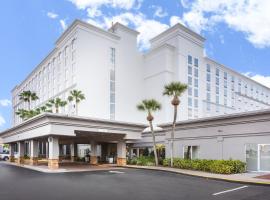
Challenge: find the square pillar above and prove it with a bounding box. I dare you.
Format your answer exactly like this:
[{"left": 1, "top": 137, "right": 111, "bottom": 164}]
[
  {"left": 70, "top": 143, "right": 77, "bottom": 162},
  {"left": 30, "top": 140, "right": 39, "bottom": 165},
  {"left": 117, "top": 141, "right": 127, "bottom": 166},
  {"left": 17, "top": 141, "right": 25, "bottom": 164},
  {"left": 48, "top": 137, "right": 59, "bottom": 169},
  {"left": 90, "top": 141, "right": 98, "bottom": 165},
  {"left": 9, "top": 143, "right": 15, "bottom": 162}
]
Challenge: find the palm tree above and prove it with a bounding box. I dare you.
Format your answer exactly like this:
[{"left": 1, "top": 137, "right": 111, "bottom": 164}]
[
  {"left": 163, "top": 81, "right": 187, "bottom": 167},
  {"left": 68, "top": 90, "right": 85, "bottom": 115},
  {"left": 15, "top": 109, "right": 28, "bottom": 120},
  {"left": 137, "top": 99, "right": 161, "bottom": 166},
  {"left": 48, "top": 98, "right": 67, "bottom": 113},
  {"left": 19, "top": 90, "right": 39, "bottom": 110}
]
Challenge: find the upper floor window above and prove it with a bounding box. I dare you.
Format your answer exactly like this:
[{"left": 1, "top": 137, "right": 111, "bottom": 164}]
[
  {"left": 194, "top": 79, "right": 198, "bottom": 87},
  {"left": 207, "top": 73, "right": 211, "bottom": 82},
  {"left": 194, "top": 68, "right": 198, "bottom": 77},
  {"left": 206, "top": 64, "right": 211, "bottom": 72},
  {"left": 188, "top": 55, "right": 192, "bottom": 65},
  {"left": 194, "top": 58, "right": 198, "bottom": 67},
  {"left": 188, "top": 76, "right": 192, "bottom": 85},
  {"left": 188, "top": 66, "right": 192, "bottom": 75},
  {"left": 216, "top": 68, "right": 220, "bottom": 76},
  {"left": 224, "top": 72, "right": 227, "bottom": 80}
]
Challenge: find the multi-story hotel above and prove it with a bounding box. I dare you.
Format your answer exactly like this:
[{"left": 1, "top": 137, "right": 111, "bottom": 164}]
[{"left": 1, "top": 19, "right": 270, "bottom": 172}]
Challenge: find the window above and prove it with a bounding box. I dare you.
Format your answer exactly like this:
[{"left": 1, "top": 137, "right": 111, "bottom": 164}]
[
  {"left": 207, "top": 93, "right": 211, "bottom": 101},
  {"left": 188, "top": 76, "right": 192, "bottom": 85},
  {"left": 224, "top": 72, "right": 227, "bottom": 80},
  {"left": 216, "top": 68, "right": 220, "bottom": 76},
  {"left": 207, "top": 83, "right": 210, "bottom": 91},
  {"left": 231, "top": 76, "right": 235, "bottom": 83},
  {"left": 188, "top": 97, "right": 192, "bottom": 107},
  {"left": 224, "top": 98, "right": 227, "bottom": 106},
  {"left": 184, "top": 146, "right": 199, "bottom": 159},
  {"left": 194, "top": 68, "right": 198, "bottom": 77},
  {"left": 194, "top": 79, "right": 198, "bottom": 87},
  {"left": 194, "top": 99, "right": 198, "bottom": 108},
  {"left": 207, "top": 73, "right": 211, "bottom": 82},
  {"left": 224, "top": 89, "right": 227, "bottom": 97},
  {"left": 188, "top": 55, "right": 192, "bottom": 65},
  {"left": 188, "top": 87, "right": 192, "bottom": 96},
  {"left": 216, "top": 77, "right": 219, "bottom": 85},
  {"left": 194, "top": 89, "right": 198, "bottom": 97},
  {"left": 224, "top": 80, "right": 227, "bottom": 88},
  {"left": 216, "top": 96, "right": 219, "bottom": 104},
  {"left": 216, "top": 86, "right": 219, "bottom": 94},
  {"left": 188, "top": 66, "right": 192, "bottom": 75},
  {"left": 194, "top": 58, "right": 198, "bottom": 67},
  {"left": 206, "top": 64, "right": 211, "bottom": 72}
]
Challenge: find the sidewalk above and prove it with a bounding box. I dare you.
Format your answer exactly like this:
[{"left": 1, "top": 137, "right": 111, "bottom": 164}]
[{"left": 125, "top": 165, "right": 270, "bottom": 185}]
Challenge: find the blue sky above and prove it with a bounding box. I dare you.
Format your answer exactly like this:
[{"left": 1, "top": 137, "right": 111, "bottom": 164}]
[{"left": 1, "top": 0, "right": 270, "bottom": 131}]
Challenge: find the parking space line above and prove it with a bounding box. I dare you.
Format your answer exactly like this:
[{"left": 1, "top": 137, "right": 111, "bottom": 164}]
[
  {"left": 212, "top": 185, "right": 248, "bottom": 196},
  {"left": 109, "top": 171, "right": 125, "bottom": 174}
]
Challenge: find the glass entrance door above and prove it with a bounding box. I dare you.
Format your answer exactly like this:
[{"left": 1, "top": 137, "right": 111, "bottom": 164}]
[{"left": 259, "top": 144, "right": 270, "bottom": 171}]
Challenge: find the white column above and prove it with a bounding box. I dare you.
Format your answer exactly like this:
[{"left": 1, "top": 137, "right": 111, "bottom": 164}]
[
  {"left": 30, "top": 140, "right": 39, "bottom": 165},
  {"left": 9, "top": 143, "right": 15, "bottom": 162},
  {"left": 48, "top": 137, "right": 59, "bottom": 169},
  {"left": 70, "top": 143, "right": 77, "bottom": 162},
  {"left": 90, "top": 141, "right": 98, "bottom": 164},
  {"left": 17, "top": 141, "right": 25, "bottom": 164},
  {"left": 117, "top": 141, "right": 126, "bottom": 166}
]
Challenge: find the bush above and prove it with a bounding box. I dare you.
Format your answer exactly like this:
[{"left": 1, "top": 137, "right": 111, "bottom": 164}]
[
  {"left": 129, "top": 156, "right": 155, "bottom": 166},
  {"left": 162, "top": 158, "right": 246, "bottom": 174}
]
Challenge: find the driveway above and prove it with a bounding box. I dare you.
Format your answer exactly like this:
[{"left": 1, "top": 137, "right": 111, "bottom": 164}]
[{"left": 0, "top": 162, "right": 269, "bottom": 200}]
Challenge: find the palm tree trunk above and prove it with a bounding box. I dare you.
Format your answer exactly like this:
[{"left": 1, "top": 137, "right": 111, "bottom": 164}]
[
  {"left": 28, "top": 100, "right": 31, "bottom": 111},
  {"left": 56, "top": 106, "right": 59, "bottom": 113},
  {"left": 149, "top": 120, "right": 158, "bottom": 166},
  {"left": 170, "top": 105, "right": 177, "bottom": 167},
  {"left": 75, "top": 102, "right": 78, "bottom": 115}
]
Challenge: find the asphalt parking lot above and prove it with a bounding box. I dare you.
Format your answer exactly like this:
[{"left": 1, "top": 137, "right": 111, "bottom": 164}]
[{"left": 0, "top": 162, "right": 269, "bottom": 200}]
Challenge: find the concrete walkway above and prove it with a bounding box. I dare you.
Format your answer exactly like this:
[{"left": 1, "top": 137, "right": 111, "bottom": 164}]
[
  {"left": 2, "top": 162, "right": 123, "bottom": 173},
  {"left": 125, "top": 165, "right": 270, "bottom": 185}
]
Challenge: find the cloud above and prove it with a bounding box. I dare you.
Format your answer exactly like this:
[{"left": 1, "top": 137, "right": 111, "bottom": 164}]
[
  {"left": 152, "top": 6, "right": 167, "bottom": 18},
  {"left": 180, "top": 0, "right": 270, "bottom": 48},
  {"left": 244, "top": 72, "right": 270, "bottom": 88},
  {"left": 47, "top": 12, "right": 58, "bottom": 19},
  {"left": 0, "top": 99, "right": 11, "bottom": 107},
  {"left": 170, "top": 16, "right": 185, "bottom": 26},
  {"left": 69, "top": 0, "right": 138, "bottom": 10},
  {"left": 60, "top": 19, "right": 67, "bottom": 30},
  {"left": 0, "top": 114, "right": 5, "bottom": 127},
  {"left": 87, "top": 6, "right": 102, "bottom": 18}
]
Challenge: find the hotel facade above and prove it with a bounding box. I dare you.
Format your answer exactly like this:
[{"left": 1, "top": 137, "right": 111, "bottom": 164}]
[{"left": 1, "top": 20, "right": 270, "bottom": 171}]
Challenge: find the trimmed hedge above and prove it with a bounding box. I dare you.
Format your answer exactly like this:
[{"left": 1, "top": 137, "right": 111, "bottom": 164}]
[
  {"left": 163, "top": 158, "right": 246, "bottom": 174},
  {"left": 128, "top": 156, "right": 156, "bottom": 166}
]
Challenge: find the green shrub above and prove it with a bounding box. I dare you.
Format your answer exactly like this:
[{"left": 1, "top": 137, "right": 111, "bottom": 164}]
[
  {"left": 129, "top": 156, "right": 155, "bottom": 166},
  {"left": 161, "top": 158, "right": 245, "bottom": 174}
]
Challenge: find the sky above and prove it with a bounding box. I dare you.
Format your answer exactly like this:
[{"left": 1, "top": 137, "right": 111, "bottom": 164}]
[{"left": 1, "top": 0, "right": 270, "bottom": 131}]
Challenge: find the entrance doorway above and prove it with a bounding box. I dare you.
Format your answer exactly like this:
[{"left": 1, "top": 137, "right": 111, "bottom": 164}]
[{"left": 246, "top": 144, "right": 270, "bottom": 172}]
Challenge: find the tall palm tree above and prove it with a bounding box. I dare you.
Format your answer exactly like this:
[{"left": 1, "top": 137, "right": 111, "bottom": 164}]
[
  {"left": 48, "top": 98, "right": 67, "bottom": 113},
  {"left": 15, "top": 109, "right": 28, "bottom": 120},
  {"left": 19, "top": 90, "right": 39, "bottom": 110},
  {"left": 68, "top": 90, "right": 85, "bottom": 115},
  {"left": 137, "top": 99, "right": 161, "bottom": 166},
  {"left": 163, "top": 81, "right": 187, "bottom": 167}
]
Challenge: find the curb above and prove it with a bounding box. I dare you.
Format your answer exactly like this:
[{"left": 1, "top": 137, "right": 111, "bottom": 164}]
[{"left": 124, "top": 165, "right": 270, "bottom": 186}]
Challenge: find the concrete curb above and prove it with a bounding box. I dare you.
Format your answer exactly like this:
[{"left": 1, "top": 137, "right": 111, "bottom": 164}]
[{"left": 124, "top": 165, "right": 270, "bottom": 186}]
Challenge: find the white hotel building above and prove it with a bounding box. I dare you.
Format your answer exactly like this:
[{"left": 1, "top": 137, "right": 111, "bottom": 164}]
[{"left": 1, "top": 19, "right": 270, "bottom": 171}]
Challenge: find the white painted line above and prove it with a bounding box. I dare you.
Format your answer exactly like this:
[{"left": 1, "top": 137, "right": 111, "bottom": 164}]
[
  {"left": 109, "top": 170, "right": 125, "bottom": 174},
  {"left": 213, "top": 185, "right": 248, "bottom": 196}
]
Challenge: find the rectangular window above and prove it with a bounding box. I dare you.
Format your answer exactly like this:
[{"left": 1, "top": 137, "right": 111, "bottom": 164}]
[
  {"left": 207, "top": 83, "right": 210, "bottom": 91},
  {"left": 194, "top": 89, "right": 198, "bottom": 97},
  {"left": 231, "top": 76, "right": 235, "bottom": 83},
  {"left": 188, "top": 55, "right": 192, "bottom": 65},
  {"left": 224, "top": 72, "right": 227, "bottom": 80},
  {"left": 188, "top": 97, "right": 192, "bottom": 107},
  {"left": 224, "top": 89, "right": 227, "bottom": 97},
  {"left": 216, "top": 77, "right": 219, "bottom": 85},
  {"left": 184, "top": 146, "right": 199, "bottom": 159},
  {"left": 188, "top": 87, "right": 192, "bottom": 96},
  {"left": 216, "top": 86, "right": 219, "bottom": 94},
  {"left": 216, "top": 68, "right": 220, "bottom": 76},
  {"left": 188, "top": 66, "right": 192, "bottom": 75},
  {"left": 194, "top": 68, "right": 198, "bottom": 77},
  {"left": 194, "top": 79, "right": 198, "bottom": 87},
  {"left": 207, "top": 93, "right": 211, "bottom": 101},
  {"left": 194, "top": 58, "right": 198, "bottom": 67},
  {"left": 194, "top": 99, "right": 198, "bottom": 108},
  {"left": 207, "top": 73, "right": 211, "bottom": 82},
  {"left": 206, "top": 64, "right": 211, "bottom": 72},
  {"left": 188, "top": 76, "right": 192, "bottom": 85},
  {"left": 216, "top": 96, "right": 219, "bottom": 104}
]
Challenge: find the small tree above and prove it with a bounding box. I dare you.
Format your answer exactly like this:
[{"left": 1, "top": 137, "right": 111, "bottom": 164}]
[
  {"left": 68, "top": 90, "right": 85, "bottom": 115},
  {"left": 163, "top": 81, "right": 187, "bottom": 166},
  {"left": 137, "top": 99, "right": 161, "bottom": 166},
  {"left": 18, "top": 90, "right": 39, "bottom": 110},
  {"left": 48, "top": 98, "right": 67, "bottom": 113},
  {"left": 15, "top": 109, "right": 29, "bottom": 121}
]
